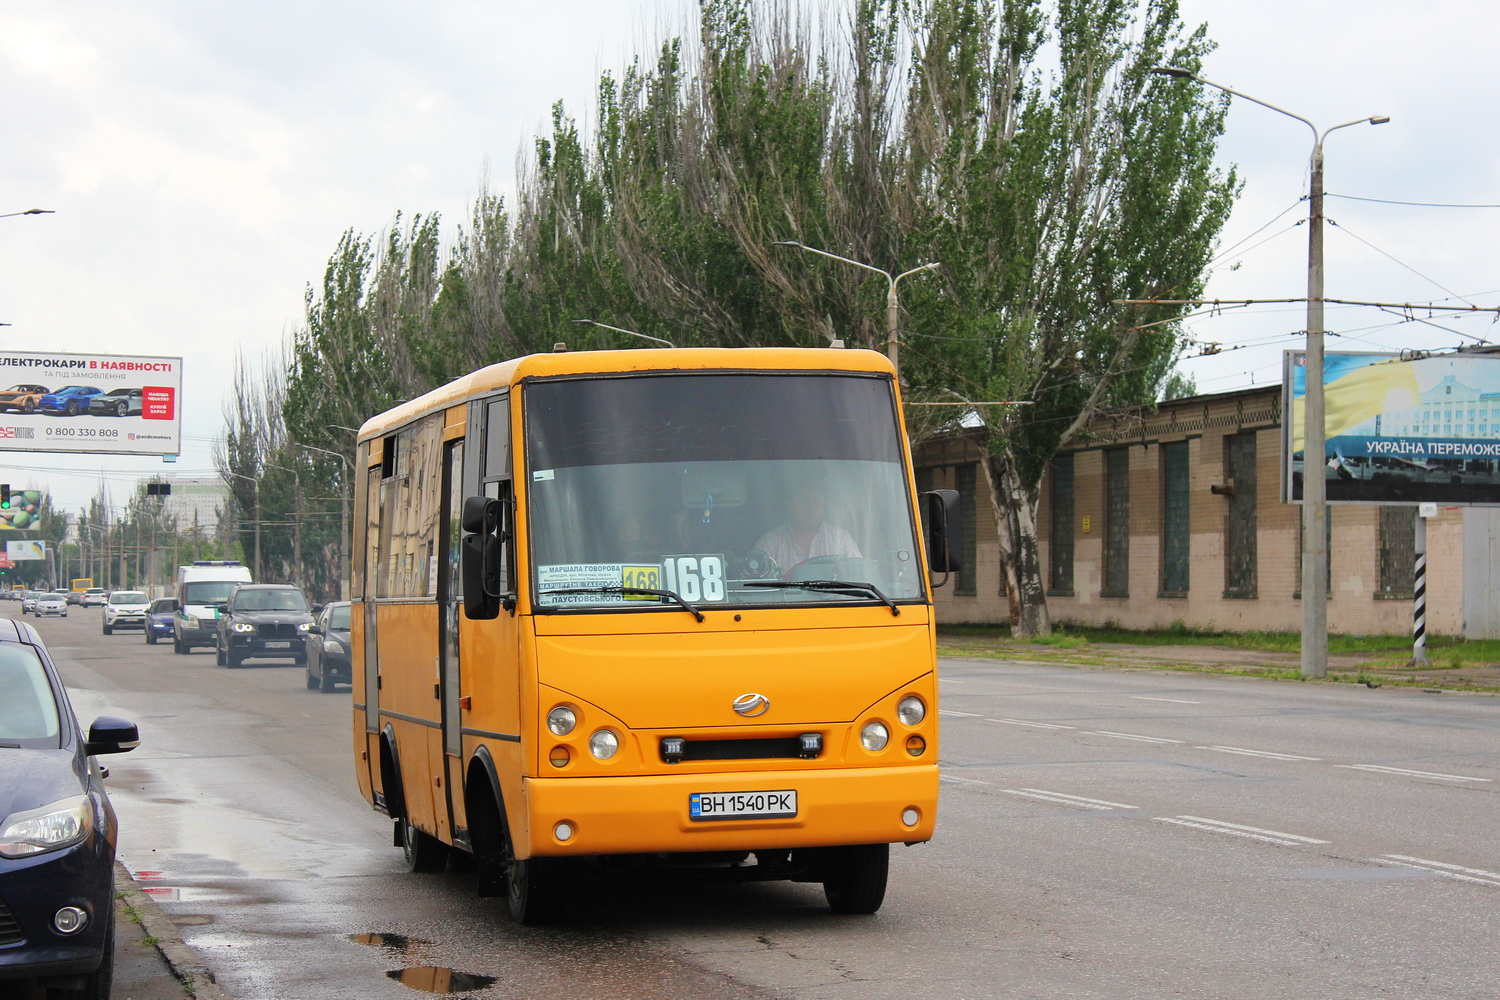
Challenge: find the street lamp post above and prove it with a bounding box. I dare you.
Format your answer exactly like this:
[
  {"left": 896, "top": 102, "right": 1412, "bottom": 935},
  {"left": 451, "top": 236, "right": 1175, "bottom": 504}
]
[
  {"left": 1154, "top": 68, "right": 1388, "bottom": 678},
  {"left": 771, "top": 241, "right": 939, "bottom": 377},
  {"left": 292, "top": 443, "right": 352, "bottom": 600},
  {"left": 0, "top": 208, "right": 55, "bottom": 219}
]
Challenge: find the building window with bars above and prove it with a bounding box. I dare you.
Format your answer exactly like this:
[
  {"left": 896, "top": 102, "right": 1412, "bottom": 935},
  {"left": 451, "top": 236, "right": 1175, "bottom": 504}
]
[
  {"left": 1223, "top": 432, "right": 1257, "bottom": 598},
  {"left": 1102, "top": 448, "right": 1130, "bottom": 597},
  {"left": 1049, "top": 454, "right": 1074, "bottom": 595},
  {"left": 1377, "top": 506, "right": 1416, "bottom": 598},
  {"left": 954, "top": 464, "right": 978, "bottom": 596},
  {"left": 1160, "top": 441, "right": 1190, "bottom": 596}
]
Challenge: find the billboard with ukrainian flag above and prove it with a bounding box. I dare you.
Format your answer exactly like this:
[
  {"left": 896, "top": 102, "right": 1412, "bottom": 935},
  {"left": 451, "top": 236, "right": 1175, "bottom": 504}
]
[{"left": 1282, "top": 350, "right": 1500, "bottom": 505}]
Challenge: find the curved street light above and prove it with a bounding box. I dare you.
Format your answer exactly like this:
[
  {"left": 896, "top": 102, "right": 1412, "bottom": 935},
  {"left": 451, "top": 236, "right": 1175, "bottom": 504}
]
[
  {"left": 1154, "top": 67, "right": 1389, "bottom": 679},
  {"left": 772, "top": 241, "right": 940, "bottom": 377},
  {"left": 0, "top": 208, "right": 55, "bottom": 219}
]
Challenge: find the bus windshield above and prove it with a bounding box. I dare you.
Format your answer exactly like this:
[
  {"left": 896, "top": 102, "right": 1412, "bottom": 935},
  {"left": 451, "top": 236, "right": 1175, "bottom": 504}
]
[{"left": 525, "top": 372, "right": 923, "bottom": 611}]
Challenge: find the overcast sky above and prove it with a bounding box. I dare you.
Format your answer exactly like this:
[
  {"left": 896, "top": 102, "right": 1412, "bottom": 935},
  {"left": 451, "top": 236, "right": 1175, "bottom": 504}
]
[{"left": 3, "top": 0, "right": 1497, "bottom": 511}]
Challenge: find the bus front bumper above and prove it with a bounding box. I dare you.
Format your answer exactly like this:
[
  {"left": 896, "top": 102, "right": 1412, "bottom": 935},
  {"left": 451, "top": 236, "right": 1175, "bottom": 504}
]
[{"left": 521, "top": 764, "right": 937, "bottom": 858}]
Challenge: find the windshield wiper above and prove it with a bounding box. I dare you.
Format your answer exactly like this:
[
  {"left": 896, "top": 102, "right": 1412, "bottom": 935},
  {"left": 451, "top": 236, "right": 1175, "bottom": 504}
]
[
  {"left": 742, "top": 579, "right": 900, "bottom": 616},
  {"left": 540, "top": 586, "right": 705, "bottom": 622},
  {"left": 0, "top": 741, "right": 21, "bottom": 749}
]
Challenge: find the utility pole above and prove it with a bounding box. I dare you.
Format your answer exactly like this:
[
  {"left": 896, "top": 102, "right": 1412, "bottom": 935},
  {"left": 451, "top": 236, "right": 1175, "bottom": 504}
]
[{"left": 1152, "top": 67, "right": 1387, "bottom": 679}]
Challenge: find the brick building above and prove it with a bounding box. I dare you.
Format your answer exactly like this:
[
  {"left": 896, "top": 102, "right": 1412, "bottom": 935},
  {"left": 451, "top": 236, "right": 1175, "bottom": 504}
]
[{"left": 914, "top": 385, "right": 1500, "bottom": 638}]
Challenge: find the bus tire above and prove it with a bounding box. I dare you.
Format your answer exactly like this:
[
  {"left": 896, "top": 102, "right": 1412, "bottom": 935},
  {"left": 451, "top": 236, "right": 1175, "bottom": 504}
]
[
  {"left": 400, "top": 817, "right": 448, "bottom": 873},
  {"left": 822, "top": 843, "right": 889, "bottom": 915},
  {"left": 467, "top": 769, "right": 562, "bottom": 925}
]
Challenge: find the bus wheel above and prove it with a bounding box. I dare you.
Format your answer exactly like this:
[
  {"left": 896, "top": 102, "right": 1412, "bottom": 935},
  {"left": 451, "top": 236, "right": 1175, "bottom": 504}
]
[
  {"left": 822, "top": 843, "right": 889, "bottom": 915},
  {"left": 472, "top": 787, "right": 561, "bottom": 924},
  {"left": 400, "top": 818, "right": 448, "bottom": 873}
]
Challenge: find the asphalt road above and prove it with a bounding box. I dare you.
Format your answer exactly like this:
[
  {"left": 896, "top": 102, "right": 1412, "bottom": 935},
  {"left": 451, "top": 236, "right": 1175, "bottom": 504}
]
[{"left": 19, "top": 605, "right": 1499, "bottom": 999}]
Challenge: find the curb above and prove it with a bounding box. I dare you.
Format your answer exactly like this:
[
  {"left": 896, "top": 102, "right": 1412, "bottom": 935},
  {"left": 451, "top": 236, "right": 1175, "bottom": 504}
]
[{"left": 114, "top": 864, "right": 234, "bottom": 1000}]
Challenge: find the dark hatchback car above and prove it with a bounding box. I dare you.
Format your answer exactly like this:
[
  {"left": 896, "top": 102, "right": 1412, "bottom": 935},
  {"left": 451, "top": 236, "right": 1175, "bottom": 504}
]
[
  {"left": 0, "top": 617, "right": 138, "bottom": 998},
  {"left": 215, "top": 584, "right": 313, "bottom": 668},
  {"left": 304, "top": 601, "right": 351, "bottom": 693},
  {"left": 144, "top": 598, "right": 177, "bottom": 645}
]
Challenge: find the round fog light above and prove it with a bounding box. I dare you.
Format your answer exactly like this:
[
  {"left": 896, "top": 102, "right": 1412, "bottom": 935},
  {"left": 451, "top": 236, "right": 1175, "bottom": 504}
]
[
  {"left": 548, "top": 746, "right": 571, "bottom": 768},
  {"left": 905, "top": 734, "right": 926, "bottom": 756},
  {"left": 54, "top": 906, "right": 88, "bottom": 935},
  {"left": 554, "top": 822, "right": 574, "bottom": 842},
  {"left": 901, "top": 807, "right": 920, "bottom": 827}
]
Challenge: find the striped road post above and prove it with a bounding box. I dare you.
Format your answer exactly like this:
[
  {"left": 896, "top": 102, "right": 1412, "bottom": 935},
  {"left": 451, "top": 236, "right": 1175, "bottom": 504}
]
[{"left": 1409, "top": 510, "right": 1430, "bottom": 668}]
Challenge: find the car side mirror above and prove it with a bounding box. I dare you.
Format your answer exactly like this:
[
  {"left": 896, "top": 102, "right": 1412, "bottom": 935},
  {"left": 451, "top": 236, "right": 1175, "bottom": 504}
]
[
  {"left": 308, "top": 624, "right": 323, "bottom": 635},
  {"left": 84, "top": 716, "right": 140, "bottom": 756}
]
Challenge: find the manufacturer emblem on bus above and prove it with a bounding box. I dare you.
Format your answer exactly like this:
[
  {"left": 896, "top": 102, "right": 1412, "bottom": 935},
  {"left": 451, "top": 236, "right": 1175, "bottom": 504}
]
[{"left": 732, "top": 693, "right": 770, "bottom": 717}]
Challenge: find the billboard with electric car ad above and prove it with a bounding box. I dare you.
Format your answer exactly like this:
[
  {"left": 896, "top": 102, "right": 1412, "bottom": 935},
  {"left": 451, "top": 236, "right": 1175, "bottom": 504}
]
[{"left": 0, "top": 350, "right": 181, "bottom": 456}]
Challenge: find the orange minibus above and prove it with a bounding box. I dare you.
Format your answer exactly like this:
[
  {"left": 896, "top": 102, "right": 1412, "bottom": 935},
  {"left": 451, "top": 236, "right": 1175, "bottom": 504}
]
[{"left": 352, "top": 346, "right": 959, "bottom": 922}]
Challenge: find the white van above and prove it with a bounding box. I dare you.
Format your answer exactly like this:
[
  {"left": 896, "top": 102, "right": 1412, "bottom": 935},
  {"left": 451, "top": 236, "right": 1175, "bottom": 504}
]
[{"left": 172, "top": 561, "right": 253, "bottom": 654}]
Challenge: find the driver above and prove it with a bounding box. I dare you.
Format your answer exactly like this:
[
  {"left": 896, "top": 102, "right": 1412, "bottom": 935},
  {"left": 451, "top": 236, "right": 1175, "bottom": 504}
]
[{"left": 754, "top": 482, "right": 861, "bottom": 575}]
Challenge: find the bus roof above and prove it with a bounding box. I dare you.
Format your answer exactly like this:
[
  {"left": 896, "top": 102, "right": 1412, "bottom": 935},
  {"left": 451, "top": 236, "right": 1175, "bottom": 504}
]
[{"left": 354, "top": 347, "right": 896, "bottom": 444}]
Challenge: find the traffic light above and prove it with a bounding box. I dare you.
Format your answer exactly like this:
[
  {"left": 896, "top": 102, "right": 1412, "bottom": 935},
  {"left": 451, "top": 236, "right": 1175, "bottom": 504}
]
[{"left": 0, "top": 486, "right": 9, "bottom": 511}]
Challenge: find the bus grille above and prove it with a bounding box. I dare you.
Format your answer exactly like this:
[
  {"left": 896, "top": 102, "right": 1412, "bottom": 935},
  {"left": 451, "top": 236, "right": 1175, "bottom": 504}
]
[{"left": 659, "top": 736, "right": 819, "bottom": 763}]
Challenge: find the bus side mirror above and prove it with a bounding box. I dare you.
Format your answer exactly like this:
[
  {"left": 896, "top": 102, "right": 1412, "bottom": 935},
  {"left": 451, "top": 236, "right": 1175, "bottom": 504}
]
[
  {"left": 923, "top": 489, "right": 962, "bottom": 577},
  {"left": 461, "top": 496, "right": 503, "bottom": 620}
]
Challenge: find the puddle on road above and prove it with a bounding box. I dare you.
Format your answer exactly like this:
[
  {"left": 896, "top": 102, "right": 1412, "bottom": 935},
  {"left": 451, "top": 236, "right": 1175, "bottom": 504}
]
[
  {"left": 353, "top": 934, "right": 495, "bottom": 996},
  {"left": 386, "top": 967, "right": 498, "bottom": 995},
  {"left": 350, "top": 932, "right": 433, "bottom": 955}
]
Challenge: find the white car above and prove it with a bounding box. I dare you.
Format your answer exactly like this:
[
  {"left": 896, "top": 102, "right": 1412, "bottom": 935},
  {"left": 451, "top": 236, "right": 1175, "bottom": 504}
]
[
  {"left": 20, "top": 591, "right": 41, "bottom": 613},
  {"left": 102, "top": 590, "right": 150, "bottom": 634},
  {"left": 34, "top": 592, "right": 68, "bottom": 617},
  {"left": 82, "top": 587, "right": 107, "bottom": 607}
]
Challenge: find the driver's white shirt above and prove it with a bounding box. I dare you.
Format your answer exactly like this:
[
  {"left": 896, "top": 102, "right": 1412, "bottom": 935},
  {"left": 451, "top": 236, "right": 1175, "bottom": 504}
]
[{"left": 754, "top": 522, "right": 861, "bottom": 574}]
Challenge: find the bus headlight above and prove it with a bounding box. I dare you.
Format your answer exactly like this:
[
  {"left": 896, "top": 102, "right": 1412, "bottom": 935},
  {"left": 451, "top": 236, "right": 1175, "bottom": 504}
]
[
  {"left": 897, "top": 696, "right": 926, "bottom": 726},
  {"left": 547, "top": 706, "right": 577, "bottom": 736},
  {"left": 588, "top": 729, "right": 620, "bottom": 760},
  {"left": 860, "top": 721, "right": 890, "bottom": 752}
]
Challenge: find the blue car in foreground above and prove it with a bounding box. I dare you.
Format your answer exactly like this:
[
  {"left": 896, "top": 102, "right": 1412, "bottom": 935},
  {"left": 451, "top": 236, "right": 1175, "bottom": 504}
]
[
  {"left": 38, "top": 386, "right": 102, "bottom": 416},
  {"left": 0, "top": 617, "right": 139, "bottom": 998},
  {"left": 144, "top": 597, "right": 177, "bottom": 645}
]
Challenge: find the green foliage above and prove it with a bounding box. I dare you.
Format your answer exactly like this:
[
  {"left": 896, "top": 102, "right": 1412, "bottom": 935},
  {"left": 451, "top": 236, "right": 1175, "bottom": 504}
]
[{"left": 223, "top": 0, "right": 1236, "bottom": 609}]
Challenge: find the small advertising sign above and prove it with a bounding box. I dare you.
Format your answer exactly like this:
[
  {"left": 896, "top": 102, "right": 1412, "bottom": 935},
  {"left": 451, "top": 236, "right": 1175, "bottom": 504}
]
[
  {"left": 0, "top": 351, "right": 182, "bottom": 456},
  {"left": 6, "top": 540, "right": 46, "bottom": 561}
]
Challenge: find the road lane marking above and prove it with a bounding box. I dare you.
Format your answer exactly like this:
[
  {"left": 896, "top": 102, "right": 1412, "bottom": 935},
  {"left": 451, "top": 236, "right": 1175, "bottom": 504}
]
[
  {"left": 1089, "top": 730, "right": 1185, "bottom": 744},
  {"left": 1002, "top": 788, "right": 1138, "bottom": 811},
  {"left": 939, "top": 774, "right": 990, "bottom": 785},
  {"left": 1203, "top": 745, "right": 1321, "bottom": 762},
  {"left": 1377, "top": 855, "right": 1500, "bottom": 888},
  {"left": 986, "top": 718, "right": 1076, "bottom": 730},
  {"left": 1335, "top": 764, "right": 1491, "bottom": 782},
  {"left": 1155, "top": 815, "right": 1328, "bottom": 847},
  {"left": 1131, "top": 696, "right": 1200, "bottom": 704},
  {"left": 938, "top": 710, "right": 982, "bottom": 717}
]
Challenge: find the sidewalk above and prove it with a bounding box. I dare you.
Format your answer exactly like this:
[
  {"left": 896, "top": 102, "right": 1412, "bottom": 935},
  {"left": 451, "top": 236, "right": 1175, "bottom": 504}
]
[
  {"left": 937, "top": 634, "right": 1500, "bottom": 692},
  {"left": 113, "top": 865, "right": 231, "bottom": 1000}
]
